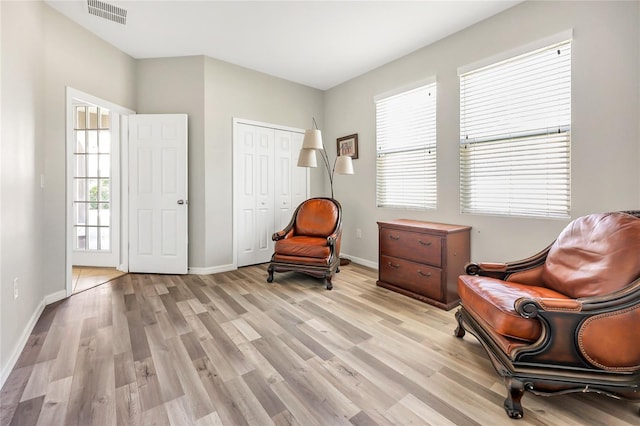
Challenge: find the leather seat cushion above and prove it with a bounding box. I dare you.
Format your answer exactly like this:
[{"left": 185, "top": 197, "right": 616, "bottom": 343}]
[
  {"left": 458, "top": 275, "right": 569, "bottom": 342},
  {"left": 542, "top": 212, "right": 640, "bottom": 298},
  {"left": 294, "top": 199, "right": 339, "bottom": 237},
  {"left": 272, "top": 254, "right": 330, "bottom": 266},
  {"left": 274, "top": 236, "right": 330, "bottom": 259}
]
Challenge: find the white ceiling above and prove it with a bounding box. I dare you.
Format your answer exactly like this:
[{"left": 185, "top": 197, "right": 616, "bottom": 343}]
[{"left": 45, "top": 0, "right": 522, "bottom": 90}]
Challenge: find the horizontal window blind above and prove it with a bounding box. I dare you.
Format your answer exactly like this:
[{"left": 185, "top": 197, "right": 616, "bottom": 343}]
[
  {"left": 376, "top": 83, "right": 437, "bottom": 209},
  {"left": 460, "top": 40, "right": 571, "bottom": 218}
]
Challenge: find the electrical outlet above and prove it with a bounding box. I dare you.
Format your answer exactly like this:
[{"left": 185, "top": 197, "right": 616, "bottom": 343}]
[
  {"left": 356, "top": 228, "right": 362, "bottom": 238},
  {"left": 13, "top": 277, "right": 19, "bottom": 299}
]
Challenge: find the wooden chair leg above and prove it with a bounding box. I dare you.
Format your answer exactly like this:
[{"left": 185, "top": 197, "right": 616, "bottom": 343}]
[
  {"left": 454, "top": 309, "right": 466, "bottom": 338},
  {"left": 267, "top": 265, "right": 274, "bottom": 283},
  {"left": 504, "top": 377, "right": 525, "bottom": 419},
  {"left": 325, "top": 276, "right": 333, "bottom": 290}
]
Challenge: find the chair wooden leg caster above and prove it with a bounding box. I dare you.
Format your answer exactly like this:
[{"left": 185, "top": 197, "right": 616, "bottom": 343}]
[
  {"left": 504, "top": 378, "right": 525, "bottom": 419},
  {"left": 324, "top": 276, "right": 333, "bottom": 290},
  {"left": 267, "top": 262, "right": 337, "bottom": 290}
]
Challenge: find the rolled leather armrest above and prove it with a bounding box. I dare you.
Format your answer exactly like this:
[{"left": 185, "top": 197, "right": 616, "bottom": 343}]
[
  {"left": 273, "top": 229, "right": 294, "bottom": 241},
  {"left": 478, "top": 262, "right": 508, "bottom": 272},
  {"left": 515, "top": 297, "right": 583, "bottom": 318},
  {"left": 533, "top": 297, "right": 583, "bottom": 312},
  {"left": 272, "top": 231, "right": 286, "bottom": 241},
  {"left": 465, "top": 262, "right": 507, "bottom": 275}
]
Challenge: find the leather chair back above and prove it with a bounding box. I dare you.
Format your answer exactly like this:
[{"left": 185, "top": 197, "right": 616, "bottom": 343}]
[
  {"left": 541, "top": 212, "right": 640, "bottom": 298},
  {"left": 293, "top": 198, "right": 340, "bottom": 237}
]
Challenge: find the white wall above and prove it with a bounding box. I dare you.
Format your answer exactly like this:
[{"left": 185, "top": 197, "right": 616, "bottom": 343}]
[{"left": 324, "top": 0, "right": 640, "bottom": 265}]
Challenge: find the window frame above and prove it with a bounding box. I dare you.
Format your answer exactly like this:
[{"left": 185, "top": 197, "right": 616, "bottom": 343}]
[
  {"left": 375, "top": 79, "right": 438, "bottom": 210},
  {"left": 458, "top": 33, "right": 572, "bottom": 219}
]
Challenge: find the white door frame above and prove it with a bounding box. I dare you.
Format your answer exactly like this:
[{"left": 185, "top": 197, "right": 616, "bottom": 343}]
[
  {"left": 232, "top": 118, "right": 309, "bottom": 269},
  {"left": 65, "top": 87, "right": 134, "bottom": 296}
]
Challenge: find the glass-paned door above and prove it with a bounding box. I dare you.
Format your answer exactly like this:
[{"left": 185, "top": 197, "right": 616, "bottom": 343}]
[{"left": 73, "top": 105, "right": 112, "bottom": 251}]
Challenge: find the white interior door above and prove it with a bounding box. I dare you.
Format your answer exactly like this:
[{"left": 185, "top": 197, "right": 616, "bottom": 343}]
[
  {"left": 237, "top": 123, "right": 275, "bottom": 266},
  {"left": 129, "top": 114, "right": 188, "bottom": 274}
]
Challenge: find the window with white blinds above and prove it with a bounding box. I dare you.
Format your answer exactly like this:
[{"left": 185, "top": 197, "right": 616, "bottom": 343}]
[
  {"left": 376, "top": 82, "right": 437, "bottom": 209},
  {"left": 459, "top": 39, "right": 571, "bottom": 218}
]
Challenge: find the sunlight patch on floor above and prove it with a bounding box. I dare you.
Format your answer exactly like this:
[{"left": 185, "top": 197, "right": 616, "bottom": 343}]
[{"left": 72, "top": 266, "right": 126, "bottom": 294}]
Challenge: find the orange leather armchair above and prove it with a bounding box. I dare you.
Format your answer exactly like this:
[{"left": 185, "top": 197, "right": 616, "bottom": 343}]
[
  {"left": 455, "top": 211, "right": 640, "bottom": 419},
  {"left": 267, "top": 197, "right": 342, "bottom": 290}
]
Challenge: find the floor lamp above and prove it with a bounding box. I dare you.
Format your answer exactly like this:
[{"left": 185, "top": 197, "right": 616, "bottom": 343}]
[{"left": 296, "top": 121, "right": 354, "bottom": 199}]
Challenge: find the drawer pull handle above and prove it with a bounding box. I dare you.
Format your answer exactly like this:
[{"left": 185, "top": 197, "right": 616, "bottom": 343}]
[
  {"left": 418, "top": 270, "right": 432, "bottom": 277},
  {"left": 419, "top": 240, "right": 432, "bottom": 246},
  {"left": 389, "top": 235, "right": 400, "bottom": 240},
  {"left": 387, "top": 262, "right": 400, "bottom": 269}
]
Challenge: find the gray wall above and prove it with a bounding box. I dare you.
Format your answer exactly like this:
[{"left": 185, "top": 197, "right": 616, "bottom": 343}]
[
  {"left": 324, "top": 0, "right": 640, "bottom": 265},
  {"left": 136, "top": 56, "right": 207, "bottom": 267},
  {"left": 1, "top": 0, "right": 46, "bottom": 378},
  {"left": 42, "top": 3, "right": 137, "bottom": 295},
  {"left": 135, "top": 56, "right": 324, "bottom": 270},
  {"left": 202, "top": 57, "right": 324, "bottom": 268},
  {"left": 1, "top": 1, "right": 137, "bottom": 381},
  {"left": 0, "top": 2, "right": 135, "bottom": 382}
]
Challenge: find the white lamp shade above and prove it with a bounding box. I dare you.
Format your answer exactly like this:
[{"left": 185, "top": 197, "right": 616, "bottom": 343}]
[
  {"left": 302, "top": 129, "right": 323, "bottom": 150},
  {"left": 297, "top": 148, "right": 317, "bottom": 167},
  {"left": 334, "top": 155, "right": 354, "bottom": 175}
]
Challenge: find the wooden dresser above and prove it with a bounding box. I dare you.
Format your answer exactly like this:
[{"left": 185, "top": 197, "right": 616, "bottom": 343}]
[{"left": 377, "top": 219, "right": 471, "bottom": 310}]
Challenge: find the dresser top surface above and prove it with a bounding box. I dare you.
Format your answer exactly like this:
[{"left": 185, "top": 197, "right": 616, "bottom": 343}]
[{"left": 377, "top": 219, "right": 471, "bottom": 234}]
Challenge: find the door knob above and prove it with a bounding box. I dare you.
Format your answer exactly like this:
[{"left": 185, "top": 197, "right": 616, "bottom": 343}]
[{"left": 177, "top": 200, "right": 185, "bottom": 205}]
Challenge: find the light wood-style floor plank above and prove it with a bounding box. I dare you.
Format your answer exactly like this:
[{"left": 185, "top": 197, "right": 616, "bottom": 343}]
[{"left": 1, "top": 263, "right": 638, "bottom": 425}]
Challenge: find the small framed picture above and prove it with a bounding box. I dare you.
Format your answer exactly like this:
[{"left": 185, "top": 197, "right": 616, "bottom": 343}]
[{"left": 336, "top": 134, "right": 358, "bottom": 159}]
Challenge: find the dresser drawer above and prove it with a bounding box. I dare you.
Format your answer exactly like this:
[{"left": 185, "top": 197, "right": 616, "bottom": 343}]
[
  {"left": 379, "top": 255, "right": 443, "bottom": 301},
  {"left": 380, "top": 228, "right": 442, "bottom": 266}
]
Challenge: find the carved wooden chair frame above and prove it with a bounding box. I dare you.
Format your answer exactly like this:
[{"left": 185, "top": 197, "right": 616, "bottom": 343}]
[{"left": 454, "top": 211, "right": 640, "bottom": 419}]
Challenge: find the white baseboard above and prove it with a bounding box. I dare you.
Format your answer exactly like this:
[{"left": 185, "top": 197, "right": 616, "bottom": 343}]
[
  {"left": 0, "top": 288, "right": 68, "bottom": 388},
  {"left": 341, "top": 253, "right": 378, "bottom": 270},
  {"left": 44, "top": 290, "right": 67, "bottom": 305},
  {"left": 188, "top": 263, "right": 236, "bottom": 275}
]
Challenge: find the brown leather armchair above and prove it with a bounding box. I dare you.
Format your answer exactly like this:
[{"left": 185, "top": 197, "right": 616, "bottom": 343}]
[
  {"left": 267, "top": 197, "right": 342, "bottom": 290},
  {"left": 455, "top": 211, "right": 640, "bottom": 419}
]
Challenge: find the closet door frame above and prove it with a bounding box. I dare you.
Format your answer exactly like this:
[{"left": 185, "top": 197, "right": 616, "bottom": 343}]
[{"left": 232, "top": 118, "right": 309, "bottom": 268}]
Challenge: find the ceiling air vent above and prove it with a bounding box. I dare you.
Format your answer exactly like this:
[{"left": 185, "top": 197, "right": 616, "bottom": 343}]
[{"left": 87, "top": 0, "right": 127, "bottom": 25}]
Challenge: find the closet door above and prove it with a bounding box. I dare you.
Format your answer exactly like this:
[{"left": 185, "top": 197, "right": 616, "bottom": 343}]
[
  {"left": 290, "top": 131, "right": 308, "bottom": 210},
  {"left": 274, "top": 130, "right": 293, "bottom": 230},
  {"left": 235, "top": 121, "right": 308, "bottom": 267},
  {"left": 237, "top": 124, "right": 275, "bottom": 266}
]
